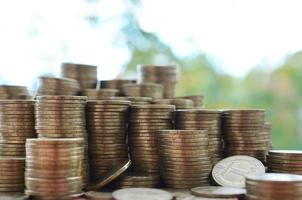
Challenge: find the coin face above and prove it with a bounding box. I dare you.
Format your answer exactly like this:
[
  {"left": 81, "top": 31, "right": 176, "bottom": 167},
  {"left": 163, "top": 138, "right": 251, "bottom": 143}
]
[
  {"left": 212, "top": 155, "right": 265, "bottom": 188},
  {"left": 112, "top": 188, "right": 173, "bottom": 200},
  {"left": 190, "top": 186, "right": 246, "bottom": 198}
]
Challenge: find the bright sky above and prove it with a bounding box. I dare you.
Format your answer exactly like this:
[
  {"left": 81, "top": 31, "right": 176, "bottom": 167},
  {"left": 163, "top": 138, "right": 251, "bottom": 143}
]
[{"left": 0, "top": 0, "right": 302, "bottom": 88}]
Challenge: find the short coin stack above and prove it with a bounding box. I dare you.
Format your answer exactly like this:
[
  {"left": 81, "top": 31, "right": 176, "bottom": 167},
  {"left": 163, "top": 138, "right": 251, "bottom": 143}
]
[
  {"left": 267, "top": 150, "right": 302, "bottom": 175},
  {"left": 222, "top": 109, "right": 270, "bottom": 163},
  {"left": 83, "top": 89, "right": 119, "bottom": 100},
  {"left": 245, "top": 173, "right": 302, "bottom": 200},
  {"left": 37, "top": 76, "right": 80, "bottom": 95},
  {"left": 86, "top": 100, "right": 130, "bottom": 181},
  {"left": 0, "top": 100, "right": 35, "bottom": 157},
  {"left": 122, "top": 83, "right": 163, "bottom": 99},
  {"left": 113, "top": 172, "right": 160, "bottom": 188},
  {"left": 61, "top": 63, "right": 98, "bottom": 92},
  {"left": 175, "top": 109, "right": 223, "bottom": 165},
  {"left": 0, "top": 157, "right": 25, "bottom": 192},
  {"left": 128, "top": 105, "right": 175, "bottom": 175},
  {"left": 154, "top": 98, "right": 194, "bottom": 109},
  {"left": 111, "top": 96, "right": 153, "bottom": 105},
  {"left": 158, "top": 130, "right": 212, "bottom": 189},
  {"left": 100, "top": 79, "right": 136, "bottom": 96},
  {"left": 138, "top": 65, "right": 178, "bottom": 98},
  {"left": 180, "top": 95, "right": 205, "bottom": 108},
  {"left": 25, "top": 138, "right": 85, "bottom": 200},
  {"left": 0, "top": 85, "right": 32, "bottom": 99}
]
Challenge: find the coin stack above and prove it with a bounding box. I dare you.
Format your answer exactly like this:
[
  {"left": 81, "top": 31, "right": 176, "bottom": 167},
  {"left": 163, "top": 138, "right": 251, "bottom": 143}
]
[
  {"left": 222, "top": 109, "right": 270, "bottom": 163},
  {"left": 37, "top": 76, "right": 80, "bottom": 95},
  {"left": 86, "top": 100, "right": 130, "bottom": 181},
  {"left": 267, "top": 150, "right": 302, "bottom": 175},
  {"left": 175, "top": 109, "right": 223, "bottom": 165},
  {"left": 100, "top": 79, "right": 136, "bottom": 96},
  {"left": 180, "top": 95, "right": 205, "bottom": 108},
  {"left": 111, "top": 96, "right": 153, "bottom": 105},
  {"left": 83, "top": 89, "right": 119, "bottom": 100},
  {"left": 245, "top": 173, "right": 302, "bottom": 200},
  {"left": 25, "top": 138, "right": 85, "bottom": 200},
  {"left": 0, "top": 157, "right": 25, "bottom": 192},
  {"left": 158, "top": 130, "right": 212, "bottom": 189},
  {"left": 61, "top": 63, "right": 98, "bottom": 92},
  {"left": 138, "top": 65, "right": 178, "bottom": 98},
  {"left": 0, "top": 100, "right": 35, "bottom": 157},
  {"left": 122, "top": 83, "right": 163, "bottom": 99},
  {"left": 128, "top": 105, "right": 175, "bottom": 175},
  {"left": 154, "top": 98, "right": 194, "bottom": 109},
  {"left": 0, "top": 85, "right": 32, "bottom": 99},
  {"left": 112, "top": 172, "right": 160, "bottom": 188}
]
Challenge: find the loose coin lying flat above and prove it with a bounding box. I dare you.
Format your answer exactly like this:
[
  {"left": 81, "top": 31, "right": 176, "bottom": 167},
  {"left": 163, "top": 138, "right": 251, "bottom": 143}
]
[
  {"left": 190, "top": 186, "right": 246, "bottom": 198},
  {"left": 112, "top": 188, "right": 173, "bottom": 200},
  {"left": 85, "top": 191, "right": 113, "bottom": 200}
]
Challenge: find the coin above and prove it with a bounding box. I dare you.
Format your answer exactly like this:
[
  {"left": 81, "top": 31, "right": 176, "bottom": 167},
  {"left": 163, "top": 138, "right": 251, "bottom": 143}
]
[
  {"left": 190, "top": 186, "right": 246, "bottom": 198},
  {"left": 85, "top": 191, "right": 113, "bottom": 200},
  {"left": 112, "top": 188, "right": 173, "bottom": 200}
]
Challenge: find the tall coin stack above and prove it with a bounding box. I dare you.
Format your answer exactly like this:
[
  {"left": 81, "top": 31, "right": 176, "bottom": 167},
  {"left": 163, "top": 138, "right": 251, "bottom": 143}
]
[
  {"left": 180, "top": 95, "right": 205, "bottom": 108},
  {"left": 222, "top": 109, "right": 270, "bottom": 163},
  {"left": 158, "top": 130, "right": 212, "bottom": 189},
  {"left": 0, "top": 100, "right": 35, "bottom": 157},
  {"left": 128, "top": 105, "right": 175, "bottom": 175},
  {"left": 154, "top": 98, "right": 194, "bottom": 109},
  {"left": 37, "top": 76, "right": 80, "bottom": 95},
  {"left": 267, "top": 150, "right": 302, "bottom": 175},
  {"left": 111, "top": 97, "right": 153, "bottom": 105},
  {"left": 83, "top": 89, "right": 119, "bottom": 100},
  {"left": 138, "top": 65, "right": 178, "bottom": 98},
  {"left": 245, "top": 173, "right": 302, "bottom": 200},
  {"left": 0, "top": 157, "right": 25, "bottom": 192},
  {"left": 86, "top": 100, "right": 130, "bottom": 181},
  {"left": 175, "top": 109, "right": 223, "bottom": 165},
  {"left": 100, "top": 79, "right": 136, "bottom": 96},
  {"left": 0, "top": 85, "right": 32, "bottom": 99},
  {"left": 122, "top": 83, "right": 163, "bottom": 99},
  {"left": 61, "top": 63, "right": 98, "bottom": 92},
  {"left": 25, "top": 138, "right": 85, "bottom": 200}
]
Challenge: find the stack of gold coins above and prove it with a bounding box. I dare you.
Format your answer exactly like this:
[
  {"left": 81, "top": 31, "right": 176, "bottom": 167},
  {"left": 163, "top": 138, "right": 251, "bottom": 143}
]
[
  {"left": 100, "top": 79, "right": 136, "bottom": 96},
  {"left": 0, "top": 157, "right": 25, "bottom": 192},
  {"left": 25, "top": 138, "right": 85, "bottom": 200},
  {"left": 122, "top": 83, "right": 163, "bottom": 99},
  {"left": 153, "top": 98, "right": 194, "bottom": 109},
  {"left": 112, "top": 172, "right": 160, "bottom": 188},
  {"left": 37, "top": 76, "right": 80, "bottom": 95},
  {"left": 86, "top": 100, "right": 130, "bottom": 181},
  {"left": 0, "top": 85, "right": 32, "bottom": 99},
  {"left": 245, "top": 173, "right": 302, "bottom": 200},
  {"left": 128, "top": 105, "right": 175, "bottom": 175},
  {"left": 0, "top": 100, "right": 35, "bottom": 157},
  {"left": 180, "top": 95, "right": 205, "bottom": 108},
  {"left": 158, "top": 130, "right": 211, "bottom": 189},
  {"left": 175, "top": 109, "right": 223, "bottom": 165},
  {"left": 111, "top": 97, "right": 153, "bottom": 105},
  {"left": 138, "top": 65, "right": 178, "bottom": 98},
  {"left": 61, "top": 63, "right": 98, "bottom": 92},
  {"left": 267, "top": 150, "right": 302, "bottom": 175},
  {"left": 222, "top": 109, "right": 269, "bottom": 163},
  {"left": 83, "top": 89, "right": 119, "bottom": 100}
]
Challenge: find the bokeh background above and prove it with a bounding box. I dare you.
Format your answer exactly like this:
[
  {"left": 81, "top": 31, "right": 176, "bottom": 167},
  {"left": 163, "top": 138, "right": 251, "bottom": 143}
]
[{"left": 0, "top": 0, "right": 301, "bottom": 149}]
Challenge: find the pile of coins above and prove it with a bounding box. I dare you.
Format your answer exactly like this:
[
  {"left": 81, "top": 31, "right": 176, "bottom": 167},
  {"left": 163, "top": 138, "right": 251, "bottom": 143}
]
[
  {"left": 100, "top": 79, "right": 136, "bottom": 96},
  {"left": 25, "top": 138, "right": 85, "bottom": 200},
  {"left": 222, "top": 109, "right": 270, "bottom": 163},
  {"left": 37, "top": 76, "right": 80, "bottom": 95},
  {"left": 180, "top": 95, "right": 205, "bottom": 108},
  {"left": 138, "top": 65, "right": 178, "bottom": 98},
  {"left": 154, "top": 98, "right": 194, "bottom": 109},
  {"left": 0, "top": 157, "right": 25, "bottom": 192},
  {"left": 0, "top": 85, "right": 32, "bottom": 99},
  {"left": 267, "top": 150, "right": 302, "bottom": 175},
  {"left": 61, "top": 63, "right": 98, "bottom": 92},
  {"left": 175, "top": 109, "right": 223, "bottom": 165},
  {"left": 83, "top": 89, "right": 119, "bottom": 100},
  {"left": 122, "top": 83, "right": 163, "bottom": 99},
  {"left": 245, "top": 173, "right": 302, "bottom": 200},
  {"left": 128, "top": 105, "right": 175, "bottom": 175},
  {"left": 86, "top": 100, "right": 130, "bottom": 181},
  {"left": 111, "top": 96, "right": 153, "bottom": 105},
  {"left": 0, "top": 100, "right": 35, "bottom": 157},
  {"left": 113, "top": 172, "right": 160, "bottom": 188},
  {"left": 158, "top": 130, "right": 212, "bottom": 189}
]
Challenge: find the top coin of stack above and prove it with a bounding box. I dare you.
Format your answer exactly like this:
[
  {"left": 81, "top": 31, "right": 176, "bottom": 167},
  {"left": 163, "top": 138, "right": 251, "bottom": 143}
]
[
  {"left": 153, "top": 98, "right": 194, "bottom": 109},
  {"left": 37, "top": 76, "right": 80, "bottom": 96},
  {"left": 100, "top": 79, "right": 136, "bottom": 96},
  {"left": 245, "top": 173, "right": 302, "bottom": 200},
  {"left": 138, "top": 65, "right": 178, "bottom": 98},
  {"left": 122, "top": 83, "right": 163, "bottom": 99},
  {"left": 267, "top": 150, "right": 302, "bottom": 175},
  {"left": 0, "top": 85, "right": 32, "bottom": 99},
  {"left": 180, "top": 95, "right": 205, "bottom": 108},
  {"left": 61, "top": 63, "right": 98, "bottom": 92},
  {"left": 222, "top": 109, "right": 270, "bottom": 163},
  {"left": 110, "top": 97, "right": 153, "bottom": 105},
  {"left": 83, "top": 89, "right": 119, "bottom": 100}
]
